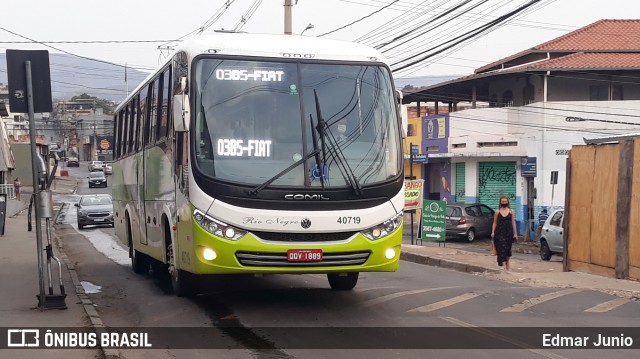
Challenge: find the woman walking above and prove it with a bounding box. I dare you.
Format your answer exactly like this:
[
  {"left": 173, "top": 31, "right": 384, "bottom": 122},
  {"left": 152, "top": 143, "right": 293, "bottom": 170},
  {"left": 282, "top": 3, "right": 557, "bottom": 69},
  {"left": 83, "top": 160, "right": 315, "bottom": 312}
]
[{"left": 491, "top": 196, "right": 518, "bottom": 270}]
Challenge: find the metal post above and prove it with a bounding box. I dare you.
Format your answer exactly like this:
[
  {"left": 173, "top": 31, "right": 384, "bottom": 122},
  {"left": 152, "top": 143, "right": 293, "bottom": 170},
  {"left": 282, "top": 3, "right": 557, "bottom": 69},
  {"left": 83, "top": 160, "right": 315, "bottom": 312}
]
[
  {"left": 284, "top": 0, "right": 293, "bottom": 35},
  {"left": 93, "top": 105, "right": 97, "bottom": 161},
  {"left": 409, "top": 142, "right": 414, "bottom": 245},
  {"left": 26, "top": 61, "right": 46, "bottom": 309}
]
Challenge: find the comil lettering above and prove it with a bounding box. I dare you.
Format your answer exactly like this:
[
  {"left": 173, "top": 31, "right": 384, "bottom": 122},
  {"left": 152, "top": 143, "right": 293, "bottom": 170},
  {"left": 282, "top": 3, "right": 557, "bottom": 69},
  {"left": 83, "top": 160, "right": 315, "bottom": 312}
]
[{"left": 284, "top": 194, "right": 330, "bottom": 200}]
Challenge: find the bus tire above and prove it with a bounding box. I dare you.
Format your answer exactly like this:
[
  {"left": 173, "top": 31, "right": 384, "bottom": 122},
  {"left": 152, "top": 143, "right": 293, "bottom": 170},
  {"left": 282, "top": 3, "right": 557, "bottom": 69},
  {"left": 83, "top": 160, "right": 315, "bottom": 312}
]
[
  {"left": 327, "top": 272, "right": 359, "bottom": 290},
  {"left": 171, "top": 269, "right": 194, "bottom": 297},
  {"left": 127, "top": 215, "right": 149, "bottom": 275},
  {"left": 131, "top": 249, "right": 150, "bottom": 275}
]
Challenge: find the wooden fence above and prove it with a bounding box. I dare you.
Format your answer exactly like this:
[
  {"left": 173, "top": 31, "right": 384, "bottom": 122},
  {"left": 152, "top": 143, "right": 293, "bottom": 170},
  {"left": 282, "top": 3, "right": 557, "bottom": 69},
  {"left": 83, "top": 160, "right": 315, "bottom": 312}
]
[{"left": 564, "top": 138, "right": 639, "bottom": 280}]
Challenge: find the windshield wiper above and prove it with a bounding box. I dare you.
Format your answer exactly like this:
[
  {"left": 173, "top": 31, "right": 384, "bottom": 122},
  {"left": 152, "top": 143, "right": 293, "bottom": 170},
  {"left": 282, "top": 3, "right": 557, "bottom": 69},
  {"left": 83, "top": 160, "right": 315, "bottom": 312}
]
[
  {"left": 309, "top": 113, "right": 326, "bottom": 189},
  {"left": 313, "top": 90, "right": 363, "bottom": 196},
  {"left": 249, "top": 147, "right": 322, "bottom": 196}
]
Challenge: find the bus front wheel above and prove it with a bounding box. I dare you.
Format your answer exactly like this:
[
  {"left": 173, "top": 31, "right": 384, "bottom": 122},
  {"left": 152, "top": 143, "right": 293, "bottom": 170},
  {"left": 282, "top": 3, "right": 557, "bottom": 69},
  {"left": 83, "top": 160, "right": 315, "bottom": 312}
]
[
  {"left": 327, "top": 272, "right": 359, "bottom": 290},
  {"left": 168, "top": 243, "right": 193, "bottom": 297},
  {"left": 171, "top": 269, "right": 194, "bottom": 297}
]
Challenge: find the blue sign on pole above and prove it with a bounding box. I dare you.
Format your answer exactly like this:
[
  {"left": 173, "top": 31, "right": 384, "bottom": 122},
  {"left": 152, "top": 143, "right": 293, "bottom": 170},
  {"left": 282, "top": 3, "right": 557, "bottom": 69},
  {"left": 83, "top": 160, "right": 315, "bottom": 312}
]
[
  {"left": 411, "top": 144, "right": 419, "bottom": 155},
  {"left": 521, "top": 157, "right": 537, "bottom": 177},
  {"left": 412, "top": 154, "right": 428, "bottom": 163}
]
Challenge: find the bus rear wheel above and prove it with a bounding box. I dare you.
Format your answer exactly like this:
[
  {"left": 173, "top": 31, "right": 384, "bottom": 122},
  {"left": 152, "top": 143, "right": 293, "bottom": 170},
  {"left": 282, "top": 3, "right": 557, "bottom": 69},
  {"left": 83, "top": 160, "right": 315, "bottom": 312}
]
[
  {"left": 128, "top": 218, "right": 149, "bottom": 274},
  {"left": 327, "top": 272, "right": 359, "bottom": 290}
]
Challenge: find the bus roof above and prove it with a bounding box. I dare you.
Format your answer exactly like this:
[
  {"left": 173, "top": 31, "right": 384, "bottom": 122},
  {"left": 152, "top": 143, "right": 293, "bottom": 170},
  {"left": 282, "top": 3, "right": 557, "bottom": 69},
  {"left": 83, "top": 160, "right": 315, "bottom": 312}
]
[
  {"left": 175, "top": 32, "right": 390, "bottom": 64},
  {"left": 117, "top": 32, "right": 390, "bottom": 111}
]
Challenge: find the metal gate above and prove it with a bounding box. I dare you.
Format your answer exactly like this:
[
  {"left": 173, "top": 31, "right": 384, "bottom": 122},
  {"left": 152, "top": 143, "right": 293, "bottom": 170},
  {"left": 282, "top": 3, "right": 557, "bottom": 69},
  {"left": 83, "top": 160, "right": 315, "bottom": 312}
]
[
  {"left": 478, "top": 162, "right": 516, "bottom": 210},
  {"left": 455, "top": 162, "right": 465, "bottom": 202}
]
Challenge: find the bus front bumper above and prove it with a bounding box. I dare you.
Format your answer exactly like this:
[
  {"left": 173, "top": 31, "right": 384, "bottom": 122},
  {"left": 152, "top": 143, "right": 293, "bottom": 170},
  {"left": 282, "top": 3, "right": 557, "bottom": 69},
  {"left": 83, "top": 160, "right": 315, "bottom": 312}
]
[{"left": 184, "top": 224, "right": 403, "bottom": 275}]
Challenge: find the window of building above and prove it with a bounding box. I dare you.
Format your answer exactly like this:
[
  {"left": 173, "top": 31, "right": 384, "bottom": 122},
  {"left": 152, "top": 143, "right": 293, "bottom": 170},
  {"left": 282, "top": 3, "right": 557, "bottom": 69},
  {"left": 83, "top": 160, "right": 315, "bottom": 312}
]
[
  {"left": 590, "top": 85, "right": 623, "bottom": 101},
  {"left": 477, "top": 141, "right": 518, "bottom": 147}
]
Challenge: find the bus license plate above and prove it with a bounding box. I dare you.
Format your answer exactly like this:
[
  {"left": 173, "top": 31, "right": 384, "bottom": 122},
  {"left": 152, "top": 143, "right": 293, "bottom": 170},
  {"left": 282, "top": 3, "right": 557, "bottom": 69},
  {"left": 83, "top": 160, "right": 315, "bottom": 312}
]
[{"left": 287, "top": 249, "right": 323, "bottom": 262}]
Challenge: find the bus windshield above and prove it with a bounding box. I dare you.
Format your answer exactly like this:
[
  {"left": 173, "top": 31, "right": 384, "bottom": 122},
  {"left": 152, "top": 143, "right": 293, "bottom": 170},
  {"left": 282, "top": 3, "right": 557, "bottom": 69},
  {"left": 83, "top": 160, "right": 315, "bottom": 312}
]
[{"left": 193, "top": 58, "right": 401, "bottom": 188}]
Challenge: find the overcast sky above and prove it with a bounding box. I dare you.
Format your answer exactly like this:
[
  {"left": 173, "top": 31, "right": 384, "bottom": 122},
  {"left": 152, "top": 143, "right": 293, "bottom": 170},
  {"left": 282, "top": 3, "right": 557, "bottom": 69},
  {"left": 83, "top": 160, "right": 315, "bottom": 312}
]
[{"left": 1, "top": 0, "right": 638, "bottom": 80}]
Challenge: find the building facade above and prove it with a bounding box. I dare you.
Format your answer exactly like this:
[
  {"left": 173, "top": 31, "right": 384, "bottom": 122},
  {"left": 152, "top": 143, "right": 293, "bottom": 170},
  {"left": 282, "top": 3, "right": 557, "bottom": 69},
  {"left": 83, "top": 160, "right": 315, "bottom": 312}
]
[{"left": 403, "top": 19, "right": 640, "bottom": 236}]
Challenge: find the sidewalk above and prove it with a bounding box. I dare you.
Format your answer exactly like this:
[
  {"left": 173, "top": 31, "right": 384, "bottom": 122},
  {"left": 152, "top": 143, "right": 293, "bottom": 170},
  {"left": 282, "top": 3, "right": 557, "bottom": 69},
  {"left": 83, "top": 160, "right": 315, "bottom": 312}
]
[
  {"left": 400, "top": 225, "right": 640, "bottom": 300},
  {"left": 0, "top": 176, "right": 97, "bottom": 358}
]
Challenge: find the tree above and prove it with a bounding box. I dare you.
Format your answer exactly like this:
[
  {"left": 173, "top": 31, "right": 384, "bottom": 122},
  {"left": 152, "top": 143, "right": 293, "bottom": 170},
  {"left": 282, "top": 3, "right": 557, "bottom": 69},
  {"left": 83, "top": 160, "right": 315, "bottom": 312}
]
[{"left": 402, "top": 84, "right": 415, "bottom": 91}]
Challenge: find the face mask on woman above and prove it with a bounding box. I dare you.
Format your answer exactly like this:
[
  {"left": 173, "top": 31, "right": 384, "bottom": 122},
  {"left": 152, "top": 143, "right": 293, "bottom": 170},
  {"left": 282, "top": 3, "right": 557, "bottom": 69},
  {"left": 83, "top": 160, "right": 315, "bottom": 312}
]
[{"left": 500, "top": 203, "right": 509, "bottom": 208}]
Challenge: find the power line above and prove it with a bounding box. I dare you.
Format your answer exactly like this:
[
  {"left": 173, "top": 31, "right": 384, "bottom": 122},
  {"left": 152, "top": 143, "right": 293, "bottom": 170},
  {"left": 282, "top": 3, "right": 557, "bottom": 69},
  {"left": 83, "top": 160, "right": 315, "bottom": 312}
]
[
  {"left": 354, "top": 0, "right": 433, "bottom": 43},
  {"left": 0, "top": 39, "right": 179, "bottom": 44},
  {"left": 318, "top": 0, "right": 400, "bottom": 37},
  {"left": 159, "top": 0, "right": 237, "bottom": 48},
  {"left": 391, "top": 0, "right": 543, "bottom": 72},
  {"left": 0, "top": 26, "right": 154, "bottom": 71},
  {"left": 377, "top": 0, "right": 479, "bottom": 51},
  {"left": 233, "top": 0, "right": 265, "bottom": 32}
]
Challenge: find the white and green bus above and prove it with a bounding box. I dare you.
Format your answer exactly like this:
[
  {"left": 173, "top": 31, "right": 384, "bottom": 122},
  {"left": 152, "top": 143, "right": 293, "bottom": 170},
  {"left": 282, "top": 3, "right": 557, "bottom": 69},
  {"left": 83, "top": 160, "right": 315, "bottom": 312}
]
[{"left": 112, "top": 32, "right": 404, "bottom": 296}]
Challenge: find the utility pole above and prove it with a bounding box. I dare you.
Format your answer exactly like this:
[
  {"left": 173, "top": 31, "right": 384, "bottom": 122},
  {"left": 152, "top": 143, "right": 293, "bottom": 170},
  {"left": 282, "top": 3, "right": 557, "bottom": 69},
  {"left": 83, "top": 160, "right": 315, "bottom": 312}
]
[
  {"left": 284, "top": 0, "right": 293, "bottom": 35},
  {"left": 93, "top": 102, "right": 97, "bottom": 161}
]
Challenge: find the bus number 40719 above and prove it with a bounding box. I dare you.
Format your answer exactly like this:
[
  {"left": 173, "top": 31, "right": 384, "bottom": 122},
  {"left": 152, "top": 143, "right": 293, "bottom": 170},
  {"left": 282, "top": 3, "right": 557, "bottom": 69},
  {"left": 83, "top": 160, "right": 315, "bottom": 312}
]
[{"left": 337, "top": 217, "right": 361, "bottom": 224}]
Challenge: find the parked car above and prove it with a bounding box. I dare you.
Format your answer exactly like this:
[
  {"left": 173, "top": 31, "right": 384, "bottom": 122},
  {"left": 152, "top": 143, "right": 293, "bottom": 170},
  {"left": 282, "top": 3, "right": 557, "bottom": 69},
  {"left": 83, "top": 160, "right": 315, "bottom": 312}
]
[
  {"left": 445, "top": 202, "right": 495, "bottom": 242},
  {"left": 88, "top": 161, "right": 104, "bottom": 172},
  {"left": 67, "top": 157, "right": 80, "bottom": 167},
  {"left": 88, "top": 171, "right": 107, "bottom": 188},
  {"left": 103, "top": 162, "right": 112, "bottom": 175},
  {"left": 75, "top": 194, "right": 114, "bottom": 229},
  {"left": 539, "top": 209, "right": 564, "bottom": 260}
]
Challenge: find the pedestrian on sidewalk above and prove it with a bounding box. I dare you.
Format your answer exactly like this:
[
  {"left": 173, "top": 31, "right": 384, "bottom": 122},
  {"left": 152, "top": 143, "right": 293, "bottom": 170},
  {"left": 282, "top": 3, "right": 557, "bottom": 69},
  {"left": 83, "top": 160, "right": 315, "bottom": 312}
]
[
  {"left": 491, "top": 196, "right": 518, "bottom": 271},
  {"left": 535, "top": 209, "right": 549, "bottom": 242},
  {"left": 13, "top": 178, "right": 21, "bottom": 201}
]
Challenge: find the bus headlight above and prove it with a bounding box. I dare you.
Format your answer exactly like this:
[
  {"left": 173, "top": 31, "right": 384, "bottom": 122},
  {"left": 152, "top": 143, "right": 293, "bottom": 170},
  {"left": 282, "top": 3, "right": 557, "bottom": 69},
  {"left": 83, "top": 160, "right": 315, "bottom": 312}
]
[
  {"left": 361, "top": 212, "right": 403, "bottom": 240},
  {"left": 193, "top": 209, "right": 246, "bottom": 241},
  {"left": 202, "top": 247, "right": 217, "bottom": 261}
]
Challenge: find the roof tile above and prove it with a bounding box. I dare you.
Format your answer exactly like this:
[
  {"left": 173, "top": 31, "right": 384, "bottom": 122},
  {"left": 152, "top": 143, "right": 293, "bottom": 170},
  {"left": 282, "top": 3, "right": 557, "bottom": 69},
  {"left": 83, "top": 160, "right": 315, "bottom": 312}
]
[
  {"left": 535, "top": 19, "right": 640, "bottom": 51},
  {"left": 475, "top": 19, "right": 640, "bottom": 73}
]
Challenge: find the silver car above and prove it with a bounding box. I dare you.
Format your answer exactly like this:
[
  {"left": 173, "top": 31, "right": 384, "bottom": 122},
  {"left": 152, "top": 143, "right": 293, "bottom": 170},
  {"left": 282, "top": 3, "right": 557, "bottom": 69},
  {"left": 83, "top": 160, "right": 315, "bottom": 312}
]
[
  {"left": 445, "top": 203, "right": 495, "bottom": 242},
  {"left": 539, "top": 209, "right": 564, "bottom": 260},
  {"left": 75, "top": 194, "right": 114, "bottom": 230}
]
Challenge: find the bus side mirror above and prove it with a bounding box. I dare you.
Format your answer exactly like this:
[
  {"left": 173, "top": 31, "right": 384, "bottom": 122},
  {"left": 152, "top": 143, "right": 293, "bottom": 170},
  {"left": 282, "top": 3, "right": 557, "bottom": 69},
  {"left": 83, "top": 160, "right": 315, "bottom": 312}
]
[
  {"left": 173, "top": 93, "right": 190, "bottom": 132},
  {"left": 395, "top": 89, "right": 408, "bottom": 139}
]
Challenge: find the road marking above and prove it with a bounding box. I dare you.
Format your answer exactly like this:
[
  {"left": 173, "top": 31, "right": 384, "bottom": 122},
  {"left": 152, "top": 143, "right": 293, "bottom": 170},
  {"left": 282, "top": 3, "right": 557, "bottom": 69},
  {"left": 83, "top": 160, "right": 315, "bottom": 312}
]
[
  {"left": 500, "top": 288, "right": 582, "bottom": 313},
  {"left": 355, "top": 286, "right": 398, "bottom": 293},
  {"left": 584, "top": 297, "right": 630, "bottom": 312},
  {"left": 408, "top": 292, "right": 479, "bottom": 313},
  {"left": 441, "top": 316, "right": 569, "bottom": 359},
  {"left": 362, "top": 286, "right": 458, "bottom": 307}
]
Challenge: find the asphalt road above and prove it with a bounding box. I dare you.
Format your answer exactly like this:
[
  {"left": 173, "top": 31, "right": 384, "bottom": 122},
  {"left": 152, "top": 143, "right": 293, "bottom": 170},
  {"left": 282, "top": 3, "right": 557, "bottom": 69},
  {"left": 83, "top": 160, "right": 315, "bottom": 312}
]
[{"left": 53, "top": 164, "right": 640, "bottom": 359}]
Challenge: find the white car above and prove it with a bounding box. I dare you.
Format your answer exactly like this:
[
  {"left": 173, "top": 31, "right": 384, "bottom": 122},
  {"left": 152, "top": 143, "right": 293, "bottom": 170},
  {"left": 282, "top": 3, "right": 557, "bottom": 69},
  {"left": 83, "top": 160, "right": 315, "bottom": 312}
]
[
  {"left": 88, "top": 161, "right": 104, "bottom": 172},
  {"left": 539, "top": 209, "right": 564, "bottom": 260},
  {"left": 103, "top": 163, "right": 112, "bottom": 175}
]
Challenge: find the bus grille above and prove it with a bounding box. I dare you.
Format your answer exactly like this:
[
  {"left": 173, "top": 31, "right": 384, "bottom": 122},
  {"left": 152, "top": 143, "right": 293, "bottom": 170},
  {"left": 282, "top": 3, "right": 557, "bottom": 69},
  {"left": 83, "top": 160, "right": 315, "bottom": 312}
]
[
  {"left": 251, "top": 231, "right": 358, "bottom": 242},
  {"left": 235, "top": 251, "right": 371, "bottom": 267}
]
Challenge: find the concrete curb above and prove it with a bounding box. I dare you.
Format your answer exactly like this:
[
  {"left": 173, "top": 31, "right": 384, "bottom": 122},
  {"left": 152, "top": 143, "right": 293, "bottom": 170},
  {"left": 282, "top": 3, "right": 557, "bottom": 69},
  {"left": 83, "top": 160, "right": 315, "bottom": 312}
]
[
  {"left": 53, "top": 210, "right": 121, "bottom": 359},
  {"left": 400, "top": 252, "right": 500, "bottom": 274}
]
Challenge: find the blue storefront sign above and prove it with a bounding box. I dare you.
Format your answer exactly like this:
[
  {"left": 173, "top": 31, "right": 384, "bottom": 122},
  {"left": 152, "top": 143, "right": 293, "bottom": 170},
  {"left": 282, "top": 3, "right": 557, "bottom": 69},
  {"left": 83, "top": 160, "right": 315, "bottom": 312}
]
[
  {"left": 521, "top": 157, "right": 537, "bottom": 177},
  {"left": 412, "top": 154, "right": 428, "bottom": 163}
]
